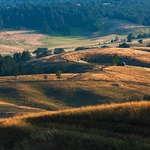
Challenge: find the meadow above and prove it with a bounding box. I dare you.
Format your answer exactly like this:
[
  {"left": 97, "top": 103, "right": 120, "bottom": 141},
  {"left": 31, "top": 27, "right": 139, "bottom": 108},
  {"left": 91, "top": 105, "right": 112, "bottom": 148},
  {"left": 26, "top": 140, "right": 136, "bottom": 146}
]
[{"left": 0, "top": 19, "right": 150, "bottom": 54}]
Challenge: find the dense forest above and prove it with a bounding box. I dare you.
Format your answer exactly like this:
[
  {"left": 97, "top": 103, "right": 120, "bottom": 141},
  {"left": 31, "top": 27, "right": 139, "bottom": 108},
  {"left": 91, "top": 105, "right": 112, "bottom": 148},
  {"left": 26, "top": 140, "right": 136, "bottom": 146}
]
[{"left": 0, "top": 0, "right": 150, "bottom": 34}]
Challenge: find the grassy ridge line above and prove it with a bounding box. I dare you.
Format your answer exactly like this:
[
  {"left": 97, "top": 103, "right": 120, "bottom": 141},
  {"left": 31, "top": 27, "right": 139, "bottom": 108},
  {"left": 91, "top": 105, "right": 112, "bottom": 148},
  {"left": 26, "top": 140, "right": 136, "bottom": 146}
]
[
  {"left": 26, "top": 101, "right": 150, "bottom": 126},
  {"left": 1, "top": 101, "right": 150, "bottom": 126},
  {"left": 0, "top": 101, "right": 150, "bottom": 150}
]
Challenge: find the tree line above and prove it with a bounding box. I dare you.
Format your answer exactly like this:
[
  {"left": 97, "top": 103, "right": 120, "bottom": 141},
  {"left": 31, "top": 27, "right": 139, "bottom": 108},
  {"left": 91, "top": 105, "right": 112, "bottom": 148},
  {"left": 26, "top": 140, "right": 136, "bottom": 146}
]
[
  {"left": 0, "top": 0, "right": 150, "bottom": 34},
  {"left": 0, "top": 48, "right": 66, "bottom": 76}
]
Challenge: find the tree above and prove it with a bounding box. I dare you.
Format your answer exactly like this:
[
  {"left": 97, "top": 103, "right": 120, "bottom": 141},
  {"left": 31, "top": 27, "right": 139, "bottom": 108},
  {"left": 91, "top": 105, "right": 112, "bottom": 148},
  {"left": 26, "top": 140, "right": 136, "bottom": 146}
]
[
  {"left": 114, "top": 36, "right": 119, "bottom": 42},
  {"left": 21, "top": 50, "right": 30, "bottom": 62},
  {"left": 138, "top": 39, "right": 143, "bottom": 44},
  {"left": 56, "top": 70, "right": 62, "bottom": 80},
  {"left": 118, "top": 43, "right": 130, "bottom": 48},
  {"left": 43, "top": 75, "right": 48, "bottom": 80},
  {"left": 127, "top": 33, "right": 133, "bottom": 43},
  {"left": 112, "top": 54, "right": 119, "bottom": 65},
  {"left": 54, "top": 48, "right": 65, "bottom": 54},
  {"left": 13, "top": 52, "right": 21, "bottom": 63},
  {"left": 143, "top": 95, "right": 150, "bottom": 100},
  {"left": 33, "top": 48, "right": 51, "bottom": 58},
  {"left": 147, "top": 43, "right": 150, "bottom": 47},
  {"left": 0, "top": 18, "right": 3, "bottom": 30}
]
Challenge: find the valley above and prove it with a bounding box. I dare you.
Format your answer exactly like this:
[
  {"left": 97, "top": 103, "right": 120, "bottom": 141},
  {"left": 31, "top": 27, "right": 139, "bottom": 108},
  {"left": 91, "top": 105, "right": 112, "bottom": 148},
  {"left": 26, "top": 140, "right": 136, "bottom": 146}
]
[{"left": 0, "top": 0, "right": 150, "bottom": 149}]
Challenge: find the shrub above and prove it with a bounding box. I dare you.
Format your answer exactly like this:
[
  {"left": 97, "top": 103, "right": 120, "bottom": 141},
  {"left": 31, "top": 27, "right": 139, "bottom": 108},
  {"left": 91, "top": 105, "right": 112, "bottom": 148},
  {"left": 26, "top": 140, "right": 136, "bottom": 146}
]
[
  {"left": 112, "top": 54, "right": 119, "bottom": 65},
  {"left": 75, "top": 47, "right": 90, "bottom": 51},
  {"left": 147, "top": 43, "right": 150, "bottom": 47},
  {"left": 118, "top": 43, "right": 130, "bottom": 48},
  {"left": 143, "top": 95, "right": 150, "bottom": 100},
  {"left": 101, "top": 45, "right": 109, "bottom": 48},
  {"left": 54, "top": 48, "right": 65, "bottom": 54}
]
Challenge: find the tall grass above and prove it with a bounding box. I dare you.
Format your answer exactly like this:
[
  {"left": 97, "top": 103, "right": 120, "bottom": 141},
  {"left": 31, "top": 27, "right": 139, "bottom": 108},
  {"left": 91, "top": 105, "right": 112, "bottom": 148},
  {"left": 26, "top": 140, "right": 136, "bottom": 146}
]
[{"left": 0, "top": 101, "right": 150, "bottom": 150}]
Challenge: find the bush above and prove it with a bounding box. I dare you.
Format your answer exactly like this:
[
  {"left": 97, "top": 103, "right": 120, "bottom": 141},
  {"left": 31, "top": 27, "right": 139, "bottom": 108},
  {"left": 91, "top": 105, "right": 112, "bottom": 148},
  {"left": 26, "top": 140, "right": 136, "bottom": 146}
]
[
  {"left": 147, "top": 43, "right": 150, "bottom": 47},
  {"left": 33, "top": 48, "right": 52, "bottom": 58},
  {"left": 143, "top": 95, "right": 150, "bottom": 100},
  {"left": 54, "top": 48, "right": 65, "bottom": 54},
  {"left": 118, "top": 43, "right": 130, "bottom": 48},
  {"left": 75, "top": 47, "right": 90, "bottom": 51},
  {"left": 112, "top": 54, "right": 119, "bottom": 65},
  {"left": 101, "top": 45, "right": 109, "bottom": 48}
]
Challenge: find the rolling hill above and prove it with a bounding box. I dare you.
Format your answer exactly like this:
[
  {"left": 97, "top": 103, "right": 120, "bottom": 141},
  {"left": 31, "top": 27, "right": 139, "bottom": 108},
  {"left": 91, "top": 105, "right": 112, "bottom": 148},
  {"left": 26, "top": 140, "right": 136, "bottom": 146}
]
[
  {"left": 0, "top": 65, "right": 150, "bottom": 118},
  {"left": 0, "top": 101, "right": 150, "bottom": 150}
]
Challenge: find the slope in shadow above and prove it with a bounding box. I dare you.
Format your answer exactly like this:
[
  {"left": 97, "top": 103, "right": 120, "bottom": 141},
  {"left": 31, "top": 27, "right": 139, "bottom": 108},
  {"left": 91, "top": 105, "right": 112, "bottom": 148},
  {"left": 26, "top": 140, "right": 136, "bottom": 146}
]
[{"left": 42, "top": 87, "right": 109, "bottom": 107}]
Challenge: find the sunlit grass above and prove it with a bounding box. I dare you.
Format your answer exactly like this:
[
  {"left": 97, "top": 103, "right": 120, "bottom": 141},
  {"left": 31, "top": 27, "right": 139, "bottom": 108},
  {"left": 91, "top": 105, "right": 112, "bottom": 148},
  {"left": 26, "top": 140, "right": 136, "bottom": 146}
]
[{"left": 0, "top": 101, "right": 150, "bottom": 150}]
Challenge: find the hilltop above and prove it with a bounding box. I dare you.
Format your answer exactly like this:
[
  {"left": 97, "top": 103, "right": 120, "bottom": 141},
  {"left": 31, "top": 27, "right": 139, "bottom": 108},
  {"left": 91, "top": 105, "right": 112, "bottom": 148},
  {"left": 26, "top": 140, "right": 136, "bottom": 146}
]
[{"left": 25, "top": 47, "right": 150, "bottom": 74}]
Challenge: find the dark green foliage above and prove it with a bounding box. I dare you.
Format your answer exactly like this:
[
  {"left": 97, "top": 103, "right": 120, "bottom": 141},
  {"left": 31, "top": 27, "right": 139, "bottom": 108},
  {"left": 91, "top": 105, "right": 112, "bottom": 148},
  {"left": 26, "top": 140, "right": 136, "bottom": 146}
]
[
  {"left": 118, "top": 43, "right": 130, "bottom": 48},
  {"left": 33, "top": 48, "right": 52, "bottom": 58},
  {"left": 0, "top": 0, "right": 150, "bottom": 34},
  {"left": 13, "top": 51, "right": 30, "bottom": 63},
  {"left": 21, "top": 50, "right": 30, "bottom": 62},
  {"left": 75, "top": 47, "right": 90, "bottom": 51},
  {"left": 56, "top": 70, "right": 62, "bottom": 79},
  {"left": 0, "top": 55, "right": 19, "bottom": 76},
  {"left": 137, "top": 33, "right": 150, "bottom": 39},
  {"left": 147, "top": 43, "right": 150, "bottom": 47},
  {"left": 112, "top": 54, "right": 119, "bottom": 65},
  {"left": 54, "top": 48, "right": 65, "bottom": 54},
  {"left": 101, "top": 45, "right": 109, "bottom": 48},
  {"left": 127, "top": 33, "right": 133, "bottom": 43},
  {"left": 138, "top": 39, "right": 143, "bottom": 44},
  {"left": 0, "top": 51, "right": 33, "bottom": 76},
  {"left": 143, "top": 95, "right": 150, "bottom": 100}
]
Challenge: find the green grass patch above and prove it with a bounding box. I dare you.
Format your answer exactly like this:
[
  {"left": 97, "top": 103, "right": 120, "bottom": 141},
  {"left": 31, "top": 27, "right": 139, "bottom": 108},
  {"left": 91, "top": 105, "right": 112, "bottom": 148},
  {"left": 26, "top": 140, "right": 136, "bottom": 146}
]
[
  {"left": 0, "top": 39, "right": 19, "bottom": 46},
  {"left": 39, "top": 35, "right": 90, "bottom": 48}
]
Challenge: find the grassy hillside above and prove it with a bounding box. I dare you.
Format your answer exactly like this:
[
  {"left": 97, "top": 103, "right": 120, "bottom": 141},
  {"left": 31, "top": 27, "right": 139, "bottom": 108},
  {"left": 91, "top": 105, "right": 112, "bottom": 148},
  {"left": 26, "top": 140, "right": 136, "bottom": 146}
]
[
  {"left": 0, "top": 101, "right": 150, "bottom": 150},
  {"left": 0, "top": 66, "right": 150, "bottom": 118},
  {"left": 27, "top": 47, "right": 150, "bottom": 73}
]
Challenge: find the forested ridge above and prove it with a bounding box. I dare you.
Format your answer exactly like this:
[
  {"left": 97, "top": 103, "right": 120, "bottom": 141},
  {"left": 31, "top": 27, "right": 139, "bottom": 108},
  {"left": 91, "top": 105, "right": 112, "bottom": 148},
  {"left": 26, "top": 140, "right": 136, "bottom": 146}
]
[{"left": 0, "top": 0, "right": 150, "bottom": 34}]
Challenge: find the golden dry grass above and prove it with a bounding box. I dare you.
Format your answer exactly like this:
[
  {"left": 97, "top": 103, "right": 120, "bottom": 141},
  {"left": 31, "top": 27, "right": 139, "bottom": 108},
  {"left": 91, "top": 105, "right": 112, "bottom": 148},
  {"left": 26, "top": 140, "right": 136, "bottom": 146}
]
[
  {"left": 1, "top": 101, "right": 150, "bottom": 127},
  {"left": 63, "top": 48, "right": 150, "bottom": 64},
  {"left": 0, "top": 101, "right": 150, "bottom": 150},
  {"left": 0, "top": 30, "right": 44, "bottom": 46}
]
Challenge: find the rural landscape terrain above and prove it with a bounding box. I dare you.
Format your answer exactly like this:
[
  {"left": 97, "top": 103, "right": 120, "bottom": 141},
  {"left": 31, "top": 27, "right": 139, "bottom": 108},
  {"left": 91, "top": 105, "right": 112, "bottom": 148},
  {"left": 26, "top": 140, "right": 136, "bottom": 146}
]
[{"left": 0, "top": 0, "right": 150, "bottom": 149}]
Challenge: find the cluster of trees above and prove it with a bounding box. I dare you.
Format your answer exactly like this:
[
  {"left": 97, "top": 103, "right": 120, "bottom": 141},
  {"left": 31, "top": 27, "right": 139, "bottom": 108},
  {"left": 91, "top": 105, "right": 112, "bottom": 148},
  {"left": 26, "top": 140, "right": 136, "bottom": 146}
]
[
  {"left": 33, "top": 47, "right": 65, "bottom": 58},
  {"left": 127, "top": 33, "right": 150, "bottom": 43},
  {"left": 0, "top": 47, "right": 66, "bottom": 76},
  {"left": 0, "top": 0, "right": 150, "bottom": 34},
  {"left": 33, "top": 48, "right": 52, "bottom": 58},
  {"left": 0, "top": 51, "right": 31, "bottom": 76}
]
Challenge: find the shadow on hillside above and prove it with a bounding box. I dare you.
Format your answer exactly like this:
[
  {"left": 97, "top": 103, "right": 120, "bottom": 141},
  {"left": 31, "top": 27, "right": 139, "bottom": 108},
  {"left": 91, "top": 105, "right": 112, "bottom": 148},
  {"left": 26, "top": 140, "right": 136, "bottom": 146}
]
[
  {"left": 42, "top": 87, "right": 110, "bottom": 107},
  {"left": 88, "top": 55, "right": 150, "bottom": 68},
  {"left": 0, "top": 87, "right": 24, "bottom": 100}
]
